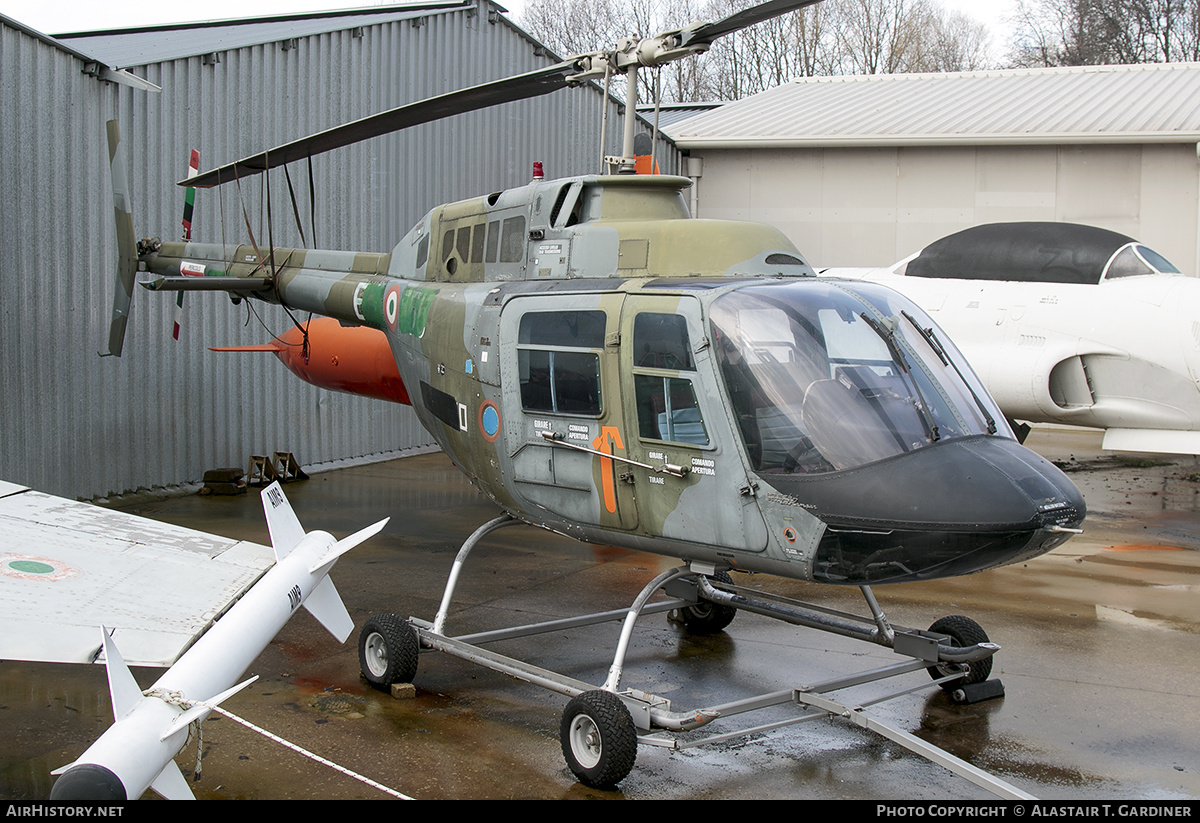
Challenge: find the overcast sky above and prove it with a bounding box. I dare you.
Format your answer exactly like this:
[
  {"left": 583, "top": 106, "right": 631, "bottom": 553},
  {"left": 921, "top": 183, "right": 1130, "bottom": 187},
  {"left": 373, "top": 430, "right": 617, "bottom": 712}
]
[{"left": 2, "top": 0, "right": 1018, "bottom": 61}]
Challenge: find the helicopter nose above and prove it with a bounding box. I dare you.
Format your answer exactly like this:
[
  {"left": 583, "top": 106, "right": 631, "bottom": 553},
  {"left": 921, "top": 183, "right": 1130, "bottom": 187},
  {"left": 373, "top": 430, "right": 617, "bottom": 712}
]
[{"left": 762, "top": 436, "right": 1086, "bottom": 585}]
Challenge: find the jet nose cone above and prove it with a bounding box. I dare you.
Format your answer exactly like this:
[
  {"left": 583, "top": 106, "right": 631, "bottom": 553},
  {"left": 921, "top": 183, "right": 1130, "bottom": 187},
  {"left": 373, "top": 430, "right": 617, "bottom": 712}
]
[{"left": 50, "top": 764, "right": 127, "bottom": 801}]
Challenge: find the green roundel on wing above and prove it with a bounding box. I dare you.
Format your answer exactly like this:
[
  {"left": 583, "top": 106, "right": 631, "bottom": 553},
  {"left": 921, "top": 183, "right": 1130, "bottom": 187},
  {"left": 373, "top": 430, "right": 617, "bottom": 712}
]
[{"left": 9, "top": 560, "right": 55, "bottom": 574}]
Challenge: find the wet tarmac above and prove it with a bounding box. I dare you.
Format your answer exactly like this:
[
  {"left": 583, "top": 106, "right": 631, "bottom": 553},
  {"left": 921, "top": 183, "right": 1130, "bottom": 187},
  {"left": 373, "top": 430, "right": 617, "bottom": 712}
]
[{"left": 2, "top": 428, "right": 1198, "bottom": 800}]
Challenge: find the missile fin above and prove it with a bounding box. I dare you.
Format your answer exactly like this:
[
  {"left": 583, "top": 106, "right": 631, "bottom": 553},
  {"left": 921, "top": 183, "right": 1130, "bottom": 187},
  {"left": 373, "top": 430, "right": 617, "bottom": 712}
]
[
  {"left": 101, "top": 628, "right": 144, "bottom": 720},
  {"left": 149, "top": 760, "right": 195, "bottom": 801},
  {"left": 160, "top": 676, "right": 259, "bottom": 740},
  {"left": 303, "top": 576, "right": 354, "bottom": 643},
  {"left": 260, "top": 481, "right": 305, "bottom": 560},
  {"left": 307, "top": 517, "right": 389, "bottom": 574}
]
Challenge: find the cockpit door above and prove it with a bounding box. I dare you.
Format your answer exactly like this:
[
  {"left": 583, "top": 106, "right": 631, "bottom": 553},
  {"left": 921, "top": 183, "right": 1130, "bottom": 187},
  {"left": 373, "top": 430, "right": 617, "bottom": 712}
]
[{"left": 618, "top": 293, "right": 768, "bottom": 553}]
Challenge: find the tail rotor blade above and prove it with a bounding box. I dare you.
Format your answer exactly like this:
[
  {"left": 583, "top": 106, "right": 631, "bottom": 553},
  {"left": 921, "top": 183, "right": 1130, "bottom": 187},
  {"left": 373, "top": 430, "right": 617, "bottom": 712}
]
[
  {"left": 101, "top": 119, "right": 138, "bottom": 358},
  {"left": 174, "top": 149, "right": 200, "bottom": 342}
]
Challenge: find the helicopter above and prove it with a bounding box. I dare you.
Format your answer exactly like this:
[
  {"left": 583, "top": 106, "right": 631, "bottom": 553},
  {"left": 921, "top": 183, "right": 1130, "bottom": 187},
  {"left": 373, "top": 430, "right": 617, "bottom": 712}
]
[{"left": 104, "top": 0, "right": 1082, "bottom": 795}]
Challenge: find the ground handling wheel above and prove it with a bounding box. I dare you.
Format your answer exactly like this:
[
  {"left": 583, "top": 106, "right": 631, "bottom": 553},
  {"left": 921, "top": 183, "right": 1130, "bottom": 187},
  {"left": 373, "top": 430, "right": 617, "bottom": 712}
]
[
  {"left": 359, "top": 613, "right": 419, "bottom": 691},
  {"left": 927, "top": 615, "right": 993, "bottom": 691},
  {"left": 679, "top": 570, "right": 737, "bottom": 634},
  {"left": 559, "top": 690, "right": 638, "bottom": 788}
]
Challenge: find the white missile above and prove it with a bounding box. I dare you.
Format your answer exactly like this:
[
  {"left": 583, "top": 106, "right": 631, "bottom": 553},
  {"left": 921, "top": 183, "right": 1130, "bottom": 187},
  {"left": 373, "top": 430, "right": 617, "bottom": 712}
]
[{"left": 49, "top": 482, "right": 387, "bottom": 800}]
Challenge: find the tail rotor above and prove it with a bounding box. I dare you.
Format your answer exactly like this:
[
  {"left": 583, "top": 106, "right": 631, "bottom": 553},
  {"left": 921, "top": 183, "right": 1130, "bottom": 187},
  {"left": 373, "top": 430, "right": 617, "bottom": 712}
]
[{"left": 174, "top": 149, "right": 200, "bottom": 341}]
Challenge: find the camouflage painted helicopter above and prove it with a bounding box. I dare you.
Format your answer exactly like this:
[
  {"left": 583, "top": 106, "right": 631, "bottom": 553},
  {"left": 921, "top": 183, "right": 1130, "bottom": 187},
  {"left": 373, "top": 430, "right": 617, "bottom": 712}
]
[{"left": 106, "top": 0, "right": 1081, "bottom": 795}]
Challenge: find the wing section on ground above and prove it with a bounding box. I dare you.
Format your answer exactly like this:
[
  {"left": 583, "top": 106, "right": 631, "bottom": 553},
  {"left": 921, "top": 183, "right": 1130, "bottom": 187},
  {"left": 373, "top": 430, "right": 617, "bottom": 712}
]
[{"left": 0, "top": 481, "right": 273, "bottom": 667}]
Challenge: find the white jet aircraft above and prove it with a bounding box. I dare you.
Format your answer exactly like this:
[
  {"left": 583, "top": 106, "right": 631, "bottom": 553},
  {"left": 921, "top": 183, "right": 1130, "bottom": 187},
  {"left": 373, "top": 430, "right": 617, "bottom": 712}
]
[{"left": 822, "top": 222, "right": 1200, "bottom": 455}]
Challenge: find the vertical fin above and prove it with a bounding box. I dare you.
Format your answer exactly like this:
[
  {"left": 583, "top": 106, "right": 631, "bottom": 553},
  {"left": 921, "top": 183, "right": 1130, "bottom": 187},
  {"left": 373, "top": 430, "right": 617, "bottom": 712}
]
[{"left": 260, "top": 481, "right": 305, "bottom": 560}]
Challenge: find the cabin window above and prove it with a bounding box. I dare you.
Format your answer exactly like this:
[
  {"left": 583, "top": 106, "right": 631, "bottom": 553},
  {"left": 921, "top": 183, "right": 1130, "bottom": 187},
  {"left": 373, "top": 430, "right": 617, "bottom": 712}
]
[
  {"left": 470, "top": 223, "right": 486, "bottom": 263},
  {"left": 456, "top": 227, "right": 472, "bottom": 262},
  {"left": 633, "top": 313, "right": 693, "bottom": 370},
  {"left": 634, "top": 375, "right": 708, "bottom": 445},
  {"left": 519, "top": 310, "right": 605, "bottom": 348},
  {"left": 442, "top": 230, "right": 455, "bottom": 262},
  {"left": 517, "top": 310, "right": 604, "bottom": 416},
  {"left": 485, "top": 220, "right": 500, "bottom": 263},
  {"left": 500, "top": 216, "right": 526, "bottom": 263},
  {"left": 415, "top": 234, "right": 428, "bottom": 268},
  {"left": 519, "top": 351, "right": 601, "bottom": 415}
]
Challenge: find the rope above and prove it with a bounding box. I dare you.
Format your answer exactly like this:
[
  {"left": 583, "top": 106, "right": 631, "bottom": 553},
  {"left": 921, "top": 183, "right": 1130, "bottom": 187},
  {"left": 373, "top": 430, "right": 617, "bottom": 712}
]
[{"left": 143, "top": 688, "right": 412, "bottom": 800}]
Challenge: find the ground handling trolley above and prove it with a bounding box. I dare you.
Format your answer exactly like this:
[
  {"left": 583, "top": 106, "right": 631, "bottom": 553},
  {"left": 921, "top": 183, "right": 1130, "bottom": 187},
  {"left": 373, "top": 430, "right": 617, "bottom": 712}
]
[{"left": 357, "top": 516, "right": 1035, "bottom": 799}]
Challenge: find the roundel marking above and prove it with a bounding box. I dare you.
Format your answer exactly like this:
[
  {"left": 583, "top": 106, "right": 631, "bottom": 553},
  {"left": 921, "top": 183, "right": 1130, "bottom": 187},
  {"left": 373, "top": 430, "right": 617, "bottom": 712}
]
[
  {"left": 384, "top": 284, "right": 402, "bottom": 330},
  {"left": 479, "top": 400, "right": 501, "bottom": 442},
  {"left": 1, "top": 555, "right": 78, "bottom": 581}
]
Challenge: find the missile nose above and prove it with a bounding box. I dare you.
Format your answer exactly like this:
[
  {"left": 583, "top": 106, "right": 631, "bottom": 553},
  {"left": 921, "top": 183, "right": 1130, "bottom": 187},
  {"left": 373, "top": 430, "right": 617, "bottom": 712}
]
[{"left": 50, "top": 763, "right": 128, "bottom": 801}]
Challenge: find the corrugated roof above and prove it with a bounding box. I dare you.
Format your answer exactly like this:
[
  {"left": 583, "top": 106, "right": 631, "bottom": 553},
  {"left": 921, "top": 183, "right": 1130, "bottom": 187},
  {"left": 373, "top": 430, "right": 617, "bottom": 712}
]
[
  {"left": 672, "top": 63, "right": 1200, "bottom": 148},
  {"left": 53, "top": 1, "right": 468, "bottom": 67},
  {"left": 637, "top": 102, "right": 725, "bottom": 131}
]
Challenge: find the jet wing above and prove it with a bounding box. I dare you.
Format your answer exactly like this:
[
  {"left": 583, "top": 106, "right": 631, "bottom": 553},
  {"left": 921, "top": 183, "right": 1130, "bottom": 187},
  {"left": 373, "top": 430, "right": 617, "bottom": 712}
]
[{"left": 0, "top": 480, "right": 273, "bottom": 667}]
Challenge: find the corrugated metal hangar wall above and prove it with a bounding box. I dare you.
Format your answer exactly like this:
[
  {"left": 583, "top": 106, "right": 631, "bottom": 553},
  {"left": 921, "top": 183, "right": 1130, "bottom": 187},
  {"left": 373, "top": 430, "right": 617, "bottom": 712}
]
[{"left": 0, "top": 2, "right": 680, "bottom": 501}]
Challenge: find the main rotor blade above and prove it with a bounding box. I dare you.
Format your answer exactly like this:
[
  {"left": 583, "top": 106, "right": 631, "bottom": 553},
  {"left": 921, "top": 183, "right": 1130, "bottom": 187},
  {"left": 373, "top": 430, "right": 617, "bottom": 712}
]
[
  {"left": 680, "top": 0, "right": 825, "bottom": 49},
  {"left": 186, "top": 61, "right": 578, "bottom": 188}
]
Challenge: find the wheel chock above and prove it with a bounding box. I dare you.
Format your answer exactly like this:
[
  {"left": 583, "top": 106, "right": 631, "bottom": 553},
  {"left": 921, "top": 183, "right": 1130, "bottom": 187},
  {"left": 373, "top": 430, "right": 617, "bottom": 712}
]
[{"left": 950, "top": 678, "right": 1005, "bottom": 705}]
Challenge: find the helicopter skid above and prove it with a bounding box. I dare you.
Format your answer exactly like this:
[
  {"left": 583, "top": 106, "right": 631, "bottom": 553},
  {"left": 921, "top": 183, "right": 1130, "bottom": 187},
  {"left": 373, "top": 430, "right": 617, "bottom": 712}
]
[{"left": 362, "top": 519, "right": 1030, "bottom": 798}]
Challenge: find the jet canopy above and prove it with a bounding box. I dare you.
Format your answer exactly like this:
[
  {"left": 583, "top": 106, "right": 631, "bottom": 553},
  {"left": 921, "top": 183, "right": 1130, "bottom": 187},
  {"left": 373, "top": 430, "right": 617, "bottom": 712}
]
[
  {"left": 710, "top": 280, "right": 1007, "bottom": 475},
  {"left": 899, "top": 222, "right": 1181, "bottom": 284}
]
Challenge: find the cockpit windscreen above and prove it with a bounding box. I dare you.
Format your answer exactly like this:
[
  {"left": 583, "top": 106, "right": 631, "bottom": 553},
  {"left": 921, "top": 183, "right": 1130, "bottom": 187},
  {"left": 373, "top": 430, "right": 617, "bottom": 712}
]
[{"left": 710, "top": 281, "right": 1009, "bottom": 475}]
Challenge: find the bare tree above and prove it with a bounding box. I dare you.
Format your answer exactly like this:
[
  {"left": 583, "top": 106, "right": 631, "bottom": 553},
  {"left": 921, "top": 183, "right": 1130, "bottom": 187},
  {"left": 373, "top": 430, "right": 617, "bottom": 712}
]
[
  {"left": 520, "top": 0, "right": 999, "bottom": 101},
  {"left": 1006, "top": 0, "right": 1200, "bottom": 66}
]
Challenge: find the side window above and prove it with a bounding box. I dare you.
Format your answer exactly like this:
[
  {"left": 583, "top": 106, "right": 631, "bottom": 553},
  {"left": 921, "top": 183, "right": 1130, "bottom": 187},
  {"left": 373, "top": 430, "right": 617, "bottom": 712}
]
[
  {"left": 470, "top": 223, "right": 486, "bottom": 263},
  {"left": 500, "top": 216, "right": 526, "bottom": 263},
  {"left": 635, "top": 375, "right": 708, "bottom": 445},
  {"left": 633, "top": 313, "right": 693, "bottom": 369},
  {"left": 456, "top": 226, "right": 472, "bottom": 262},
  {"left": 485, "top": 220, "right": 500, "bottom": 263},
  {"left": 631, "top": 313, "right": 708, "bottom": 446},
  {"left": 517, "top": 310, "right": 605, "bottom": 416}
]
